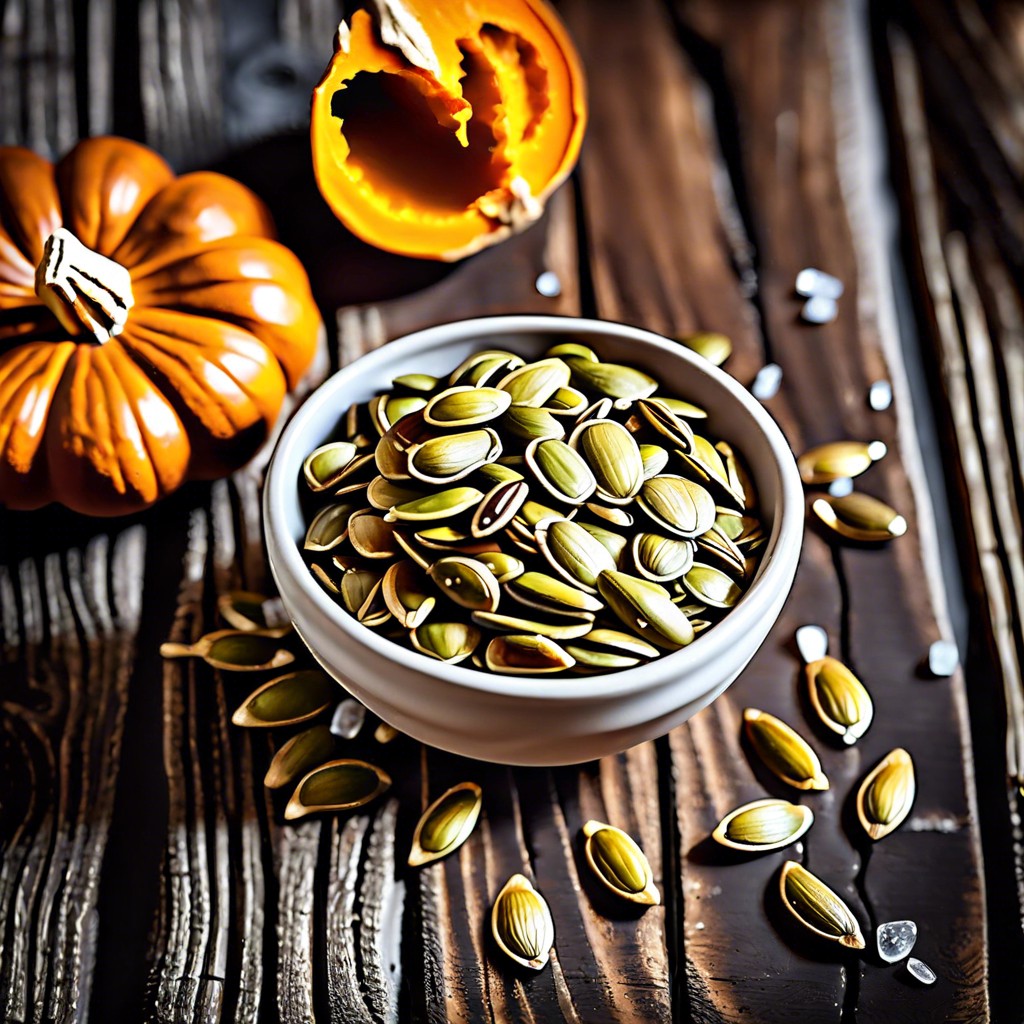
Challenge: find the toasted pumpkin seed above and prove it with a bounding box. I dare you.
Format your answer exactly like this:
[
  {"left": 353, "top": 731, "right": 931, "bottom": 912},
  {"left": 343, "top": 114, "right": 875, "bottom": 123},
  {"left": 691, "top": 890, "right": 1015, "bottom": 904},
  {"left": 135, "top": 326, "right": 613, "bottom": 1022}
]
[
  {"left": 712, "top": 799, "right": 814, "bottom": 852},
  {"left": 812, "top": 493, "right": 908, "bottom": 542},
  {"left": 536, "top": 518, "right": 616, "bottom": 593},
  {"left": 303, "top": 441, "right": 359, "bottom": 492},
  {"left": 632, "top": 532, "right": 695, "bottom": 582},
  {"left": 411, "top": 622, "right": 480, "bottom": 664},
  {"left": 779, "top": 861, "right": 866, "bottom": 949},
  {"left": 407, "top": 428, "right": 501, "bottom": 484},
  {"left": 678, "top": 331, "right": 732, "bottom": 366},
  {"left": 744, "top": 708, "right": 829, "bottom": 790},
  {"left": 798, "top": 440, "right": 887, "bottom": 485},
  {"left": 472, "top": 479, "right": 530, "bottom": 537},
  {"left": 264, "top": 725, "right": 335, "bottom": 789},
  {"left": 506, "top": 571, "right": 604, "bottom": 616},
  {"left": 382, "top": 561, "right": 436, "bottom": 628},
  {"left": 409, "top": 782, "right": 483, "bottom": 866},
  {"left": 526, "top": 437, "right": 597, "bottom": 505},
  {"left": 491, "top": 874, "right": 555, "bottom": 970},
  {"left": 637, "top": 399, "right": 695, "bottom": 451},
  {"left": 639, "top": 475, "right": 717, "bottom": 538},
  {"left": 423, "top": 386, "right": 512, "bottom": 426},
  {"left": 500, "top": 405, "right": 566, "bottom": 441},
  {"left": 159, "top": 629, "right": 294, "bottom": 671},
  {"left": 429, "top": 556, "right": 501, "bottom": 612},
  {"left": 485, "top": 634, "right": 576, "bottom": 674},
  {"left": 348, "top": 509, "right": 398, "bottom": 559},
  {"left": 583, "top": 820, "right": 660, "bottom": 904},
  {"left": 304, "top": 503, "right": 354, "bottom": 552},
  {"left": 597, "top": 570, "right": 695, "bottom": 650},
  {"left": 806, "top": 656, "right": 873, "bottom": 745},
  {"left": 684, "top": 562, "right": 743, "bottom": 608},
  {"left": 567, "top": 358, "right": 658, "bottom": 403},
  {"left": 231, "top": 669, "right": 337, "bottom": 728},
  {"left": 284, "top": 758, "right": 391, "bottom": 820},
  {"left": 856, "top": 748, "right": 915, "bottom": 840},
  {"left": 569, "top": 419, "right": 644, "bottom": 503},
  {"left": 386, "top": 487, "right": 484, "bottom": 522}
]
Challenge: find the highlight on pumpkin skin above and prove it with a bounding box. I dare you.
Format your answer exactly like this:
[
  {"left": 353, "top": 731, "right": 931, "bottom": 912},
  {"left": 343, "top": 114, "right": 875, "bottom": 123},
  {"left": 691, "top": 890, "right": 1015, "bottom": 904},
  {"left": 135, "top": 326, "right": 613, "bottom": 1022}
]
[{"left": 311, "top": 0, "right": 587, "bottom": 261}]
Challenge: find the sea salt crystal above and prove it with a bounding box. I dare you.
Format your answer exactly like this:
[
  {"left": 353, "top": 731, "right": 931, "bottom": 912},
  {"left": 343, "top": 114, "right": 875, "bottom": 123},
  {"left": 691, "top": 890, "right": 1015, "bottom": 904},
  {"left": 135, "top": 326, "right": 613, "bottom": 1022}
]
[
  {"left": 801, "top": 295, "right": 838, "bottom": 324},
  {"left": 868, "top": 380, "right": 893, "bottom": 411},
  {"left": 907, "top": 957, "right": 937, "bottom": 985},
  {"left": 928, "top": 640, "right": 959, "bottom": 678},
  {"left": 751, "top": 363, "right": 783, "bottom": 401},
  {"left": 828, "top": 477, "right": 854, "bottom": 498},
  {"left": 331, "top": 697, "right": 366, "bottom": 739},
  {"left": 795, "top": 624, "right": 829, "bottom": 664},
  {"left": 876, "top": 920, "right": 917, "bottom": 963},
  {"left": 796, "top": 267, "right": 845, "bottom": 300},
  {"left": 535, "top": 271, "right": 562, "bottom": 298}
]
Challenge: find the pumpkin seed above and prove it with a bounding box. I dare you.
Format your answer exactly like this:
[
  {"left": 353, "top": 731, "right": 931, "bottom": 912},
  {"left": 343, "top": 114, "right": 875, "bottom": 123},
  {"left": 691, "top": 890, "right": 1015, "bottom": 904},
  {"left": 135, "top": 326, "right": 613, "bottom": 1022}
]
[
  {"left": 798, "top": 440, "right": 887, "bottom": 485},
  {"left": 373, "top": 434, "right": 411, "bottom": 481},
  {"left": 265, "top": 725, "right": 335, "bottom": 789},
  {"left": 284, "top": 758, "right": 391, "bottom": 820},
  {"left": 582, "top": 820, "right": 660, "bottom": 904},
  {"left": 159, "top": 629, "right": 294, "bottom": 671},
  {"left": 340, "top": 568, "right": 381, "bottom": 616},
  {"left": 639, "top": 444, "right": 670, "bottom": 478},
  {"left": 684, "top": 562, "right": 743, "bottom": 608},
  {"left": 449, "top": 349, "right": 523, "bottom": 387},
  {"left": 654, "top": 396, "right": 707, "bottom": 420},
  {"left": 543, "top": 386, "right": 589, "bottom": 415},
  {"left": 567, "top": 418, "right": 645, "bottom": 504},
  {"left": 485, "top": 634, "right": 576, "bottom": 674},
  {"left": 576, "top": 521, "right": 629, "bottom": 563},
  {"left": 477, "top": 462, "right": 525, "bottom": 485},
  {"left": 310, "top": 564, "right": 340, "bottom": 595},
  {"left": 566, "top": 628, "right": 659, "bottom": 663},
  {"left": 472, "top": 611, "right": 594, "bottom": 641},
  {"left": 856, "top": 748, "right": 915, "bottom": 841},
  {"left": 812, "top": 493, "right": 908, "bottom": 542},
  {"left": 526, "top": 437, "right": 597, "bottom": 505},
  {"left": 585, "top": 503, "right": 633, "bottom": 527},
  {"left": 382, "top": 561, "right": 436, "bottom": 628},
  {"left": 806, "top": 656, "right": 873, "bottom": 745},
  {"left": 678, "top": 434, "right": 743, "bottom": 504},
  {"left": 304, "top": 503, "right": 354, "bottom": 552},
  {"left": 678, "top": 331, "right": 732, "bottom": 366},
  {"left": 536, "top": 518, "right": 616, "bottom": 593},
  {"left": 356, "top": 577, "right": 391, "bottom": 627},
  {"left": 639, "top": 475, "right": 717, "bottom": 539},
  {"left": 497, "top": 358, "right": 571, "bottom": 407},
  {"left": 545, "top": 341, "right": 598, "bottom": 362},
  {"left": 409, "top": 782, "right": 483, "bottom": 866},
  {"left": 632, "top": 532, "right": 695, "bottom": 582},
  {"left": 517, "top": 499, "right": 572, "bottom": 529},
  {"left": 423, "top": 385, "right": 512, "bottom": 426},
  {"left": 637, "top": 399, "right": 695, "bottom": 451},
  {"left": 491, "top": 874, "right": 555, "bottom": 970},
  {"left": 386, "top": 486, "right": 484, "bottom": 522},
  {"left": 567, "top": 358, "right": 658, "bottom": 403},
  {"left": 393, "top": 372, "right": 439, "bottom": 393},
  {"left": 695, "top": 527, "right": 746, "bottom": 577},
  {"left": 597, "top": 570, "right": 695, "bottom": 650},
  {"left": 779, "top": 860, "right": 866, "bottom": 950},
  {"left": 407, "top": 428, "right": 501, "bottom": 484},
  {"left": 348, "top": 509, "right": 398, "bottom": 559},
  {"left": 506, "top": 571, "right": 604, "bottom": 616},
  {"left": 410, "top": 622, "right": 480, "bottom": 664},
  {"left": 428, "top": 556, "right": 501, "bottom": 611},
  {"left": 712, "top": 798, "right": 814, "bottom": 852},
  {"left": 218, "top": 590, "right": 288, "bottom": 631},
  {"left": 231, "top": 669, "right": 337, "bottom": 727},
  {"left": 414, "top": 527, "right": 500, "bottom": 555},
  {"left": 500, "top": 405, "right": 566, "bottom": 441},
  {"left": 743, "top": 708, "right": 829, "bottom": 790},
  {"left": 472, "top": 479, "right": 530, "bottom": 537},
  {"left": 303, "top": 441, "right": 359, "bottom": 492},
  {"left": 476, "top": 551, "right": 526, "bottom": 582}
]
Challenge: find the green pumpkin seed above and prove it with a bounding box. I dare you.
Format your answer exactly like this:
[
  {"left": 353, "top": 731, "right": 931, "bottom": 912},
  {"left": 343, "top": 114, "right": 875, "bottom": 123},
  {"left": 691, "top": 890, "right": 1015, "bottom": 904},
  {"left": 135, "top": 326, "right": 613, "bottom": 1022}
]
[
  {"left": 340, "top": 568, "right": 381, "bottom": 615},
  {"left": 695, "top": 528, "right": 746, "bottom": 577},
  {"left": 491, "top": 874, "right": 555, "bottom": 970},
  {"left": 583, "top": 820, "right": 660, "bottom": 904},
  {"left": 806, "top": 656, "right": 873, "bottom": 745},
  {"left": 536, "top": 518, "right": 616, "bottom": 594},
  {"left": 506, "top": 571, "right": 604, "bottom": 616},
  {"left": 407, "top": 428, "right": 501, "bottom": 484},
  {"left": 545, "top": 341, "right": 598, "bottom": 362},
  {"left": 159, "top": 629, "right": 294, "bottom": 671},
  {"left": 712, "top": 799, "right": 814, "bottom": 852},
  {"left": 472, "top": 479, "right": 530, "bottom": 537},
  {"left": 411, "top": 622, "right": 481, "bottom": 663},
  {"left": 743, "top": 708, "right": 829, "bottom": 791},
  {"left": 231, "top": 669, "right": 337, "bottom": 727},
  {"left": 348, "top": 509, "right": 398, "bottom": 559},
  {"left": 303, "top": 441, "right": 359, "bottom": 492},
  {"left": 217, "top": 590, "right": 287, "bottom": 631},
  {"left": 584, "top": 503, "right": 633, "bottom": 527},
  {"left": 449, "top": 350, "right": 524, "bottom": 387},
  {"left": 518, "top": 499, "right": 572, "bottom": 528},
  {"left": 382, "top": 561, "right": 436, "bottom": 628},
  {"left": 264, "top": 725, "right": 335, "bottom": 790},
  {"left": 566, "top": 628, "right": 659, "bottom": 664},
  {"left": 304, "top": 503, "right": 355, "bottom": 552},
  {"left": 678, "top": 331, "right": 732, "bottom": 366},
  {"left": 526, "top": 438, "right": 597, "bottom": 505},
  {"left": 409, "top": 782, "right": 483, "bottom": 866},
  {"left": 684, "top": 563, "right": 743, "bottom": 608},
  {"left": 414, "top": 526, "right": 500, "bottom": 555},
  {"left": 285, "top": 758, "right": 391, "bottom": 820},
  {"left": 779, "top": 861, "right": 866, "bottom": 949},
  {"left": 638, "top": 475, "right": 717, "bottom": 538},
  {"left": 472, "top": 610, "right": 593, "bottom": 640},
  {"left": 484, "top": 634, "right": 576, "bottom": 674},
  {"left": 477, "top": 462, "right": 525, "bottom": 485},
  {"left": 386, "top": 487, "right": 484, "bottom": 522},
  {"left": 428, "top": 556, "right": 501, "bottom": 612},
  {"left": 798, "top": 440, "right": 887, "bottom": 485},
  {"left": 632, "top": 532, "right": 695, "bottom": 582},
  {"left": 856, "top": 748, "right": 915, "bottom": 840},
  {"left": 497, "top": 358, "right": 571, "bottom": 407},
  {"left": 567, "top": 358, "right": 658, "bottom": 403},
  {"left": 477, "top": 551, "right": 526, "bottom": 582},
  {"left": 392, "top": 372, "right": 439, "bottom": 393},
  {"left": 812, "top": 493, "right": 908, "bottom": 542},
  {"left": 543, "top": 386, "right": 589, "bottom": 414},
  {"left": 596, "top": 570, "right": 695, "bottom": 650},
  {"left": 500, "top": 405, "right": 566, "bottom": 442},
  {"left": 639, "top": 444, "right": 670, "bottom": 479},
  {"left": 423, "top": 385, "right": 513, "bottom": 427},
  {"left": 652, "top": 396, "right": 707, "bottom": 420},
  {"left": 576, "top": 521, "right": 628, "bottom": 563},
  {"left": 570, "top": 419, "right": 644, "bottom": 503},
  {"left": 637, "top": 399, "right": 695, "bottom": 450}
]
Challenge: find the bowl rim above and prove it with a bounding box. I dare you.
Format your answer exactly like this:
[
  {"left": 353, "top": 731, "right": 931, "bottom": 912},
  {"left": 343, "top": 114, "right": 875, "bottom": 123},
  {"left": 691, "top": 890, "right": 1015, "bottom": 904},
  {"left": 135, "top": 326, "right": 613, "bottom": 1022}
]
[{"left": 265, "top": 313, "right": 803, "bottom": 701}]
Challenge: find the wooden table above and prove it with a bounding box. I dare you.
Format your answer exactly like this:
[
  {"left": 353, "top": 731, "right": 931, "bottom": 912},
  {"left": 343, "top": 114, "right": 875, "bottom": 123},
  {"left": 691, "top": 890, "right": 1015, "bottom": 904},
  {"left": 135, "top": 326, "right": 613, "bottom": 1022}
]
[{"left": 2, "top": 0, "right": 1021, "bottom": 1020}]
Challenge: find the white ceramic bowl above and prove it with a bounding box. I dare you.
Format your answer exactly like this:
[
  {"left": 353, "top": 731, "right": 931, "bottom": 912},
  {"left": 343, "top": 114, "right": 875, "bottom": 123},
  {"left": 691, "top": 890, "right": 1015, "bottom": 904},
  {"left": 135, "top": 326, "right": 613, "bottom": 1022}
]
[{"left": 264, "top": 315, "right": 802, "bottom": 765}]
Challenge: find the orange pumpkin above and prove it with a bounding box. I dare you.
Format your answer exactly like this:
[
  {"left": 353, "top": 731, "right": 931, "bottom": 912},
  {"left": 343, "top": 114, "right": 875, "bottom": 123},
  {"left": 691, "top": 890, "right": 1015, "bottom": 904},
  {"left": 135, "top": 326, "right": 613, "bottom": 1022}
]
[
  {"left": 311, "top": 0, "right": 586, "bottom": 261},
  {"left": 0, "top": 136, "right": 322, "bottom": 516}
]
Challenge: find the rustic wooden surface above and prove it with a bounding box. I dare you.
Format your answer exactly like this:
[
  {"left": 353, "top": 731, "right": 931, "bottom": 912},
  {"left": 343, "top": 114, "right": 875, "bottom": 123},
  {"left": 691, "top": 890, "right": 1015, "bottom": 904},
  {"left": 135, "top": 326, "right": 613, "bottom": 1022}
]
[{"left": 0, "top": 0, "right": 1018, "bottom": 1020}]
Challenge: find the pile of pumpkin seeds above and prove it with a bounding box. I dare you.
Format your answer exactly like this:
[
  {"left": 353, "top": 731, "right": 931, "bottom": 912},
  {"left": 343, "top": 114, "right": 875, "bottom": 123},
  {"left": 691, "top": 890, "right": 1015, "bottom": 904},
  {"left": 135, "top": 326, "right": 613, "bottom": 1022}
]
[{"left": 298, "top": 342, "right": 767, "bottom": 676}]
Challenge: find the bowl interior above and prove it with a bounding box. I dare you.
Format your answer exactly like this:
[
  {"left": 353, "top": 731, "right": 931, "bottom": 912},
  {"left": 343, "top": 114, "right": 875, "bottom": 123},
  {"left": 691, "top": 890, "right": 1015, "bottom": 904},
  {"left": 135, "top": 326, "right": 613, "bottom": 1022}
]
[{"left": 266, "top": 315, "right": 801, "bottom": 700}]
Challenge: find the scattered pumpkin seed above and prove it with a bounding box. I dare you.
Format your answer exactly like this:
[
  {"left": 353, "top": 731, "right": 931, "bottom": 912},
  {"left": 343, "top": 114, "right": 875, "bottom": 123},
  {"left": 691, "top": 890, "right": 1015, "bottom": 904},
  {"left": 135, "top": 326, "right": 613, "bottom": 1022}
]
[
  {"left": 159, "top": 629, "right": 294, "bottom": 671},
  {"left": 712, "top": 798, "right": 814, "bottom": 852},
  {"left": 284, "top": 758, "right": 391, "bottom": 820},
  {"left": 743, "top": 708, "right": 829, "bottom": 790},
  {"left": 218, "top": 590, "right": 288, "bottom": 631},
  {"left": 806, "top": 655, "right": 873, "bottom": 745},
  {"left": 779, "top": 860, "right": 865, "bottom": 949},
  {"left": 265, "top": 725, "right": 335, "bottom": 789},
  {"left": 798, "top": 440, "right": 887, "bottom": 485},
  {"left": 231, "top": 669, "right": 337, "bottom": 728},
  {"left": 491, "top": 874, "right": 555, "bottom": 970},
  {"left": 582, "top": 820, "right": 660, "bottom": 905},
  {"left": 409, "top": 782, "right": 483, "bottom": 866},
  {"left": 856, "top": 748, "right": 916, "bottom": 841},
  {"left": 812, "top": 493, "right": 907, "bottom": 542}
]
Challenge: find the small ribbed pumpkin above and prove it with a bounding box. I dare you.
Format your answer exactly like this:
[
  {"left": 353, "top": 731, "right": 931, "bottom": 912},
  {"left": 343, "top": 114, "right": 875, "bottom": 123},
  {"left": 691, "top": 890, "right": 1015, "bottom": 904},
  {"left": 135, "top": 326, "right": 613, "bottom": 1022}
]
[{"left": 0, "top": 136, "right": 322, "bottom": 515}]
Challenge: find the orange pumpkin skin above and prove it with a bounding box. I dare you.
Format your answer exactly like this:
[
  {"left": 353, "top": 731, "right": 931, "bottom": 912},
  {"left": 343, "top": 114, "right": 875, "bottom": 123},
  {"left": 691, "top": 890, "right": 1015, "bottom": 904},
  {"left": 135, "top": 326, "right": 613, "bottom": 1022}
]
[
  {"left": 311, "top": 0, "right": 587, "bottom": 261},
  {"left": 0, "top": 136, "right": 322, "bottom": 516}
]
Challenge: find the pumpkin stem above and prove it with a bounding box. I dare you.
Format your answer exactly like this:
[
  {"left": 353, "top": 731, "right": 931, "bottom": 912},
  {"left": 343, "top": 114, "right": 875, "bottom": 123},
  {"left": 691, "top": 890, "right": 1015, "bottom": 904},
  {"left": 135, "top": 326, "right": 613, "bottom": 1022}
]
[{"left": 35, "top": 227, "right": 134, "bottom": 343}]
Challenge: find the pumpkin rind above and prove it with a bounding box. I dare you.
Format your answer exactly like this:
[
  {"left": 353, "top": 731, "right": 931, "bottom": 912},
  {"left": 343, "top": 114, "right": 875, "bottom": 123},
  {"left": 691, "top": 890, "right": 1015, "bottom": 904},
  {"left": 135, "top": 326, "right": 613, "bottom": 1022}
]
[
  {"left": 0, "top": 136, "right": 321, "bottom": 515},
  {"left": 311, "top": 0, "right": 586, "bottom": 261}
]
